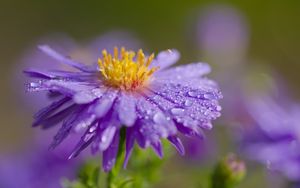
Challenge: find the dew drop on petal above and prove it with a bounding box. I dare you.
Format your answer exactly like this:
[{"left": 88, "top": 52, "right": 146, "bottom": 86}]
[
  {"left": 153, "top": 112, "right": 167, "bottom": 124},
  {"left": 84, "top": 133, "right": 95, "bottom": 142},
  {"left": 188, "top": 91, "right": 197, "bottom": 97},
  {"left": 204, "top": 93, "right": 215, "bottom": 100},
  {"left": 170, "top": 108, "right": 185, "bottom": 115},
  {"left": 184, "top": 100, "right": 193, "bottom": 107}
]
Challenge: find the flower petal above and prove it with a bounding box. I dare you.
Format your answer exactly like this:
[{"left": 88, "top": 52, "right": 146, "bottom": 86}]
[
  {"left": 151, "top": 141, "right": 163, "bottom": 158},
  {"left": 38, "top": 45, "right": 97, "bottom": 72},
  {"left": 151, "top": 49, "right": 180, "bottom": 70},
  {"left": 33, "top": 96, "right": 70, "bottom": 120},
  {"left": 156, "top": 62, "right": 211, "bottom": 79},
  {"left": 102, "top": 130, "right": 119, "bottom": 172},
  {"left": 33, "top": 104, "right": 78, "bottom": 129},
  {"left": 148, "top": 83, "right": 222, "bottom": 131},
  {"left": 123, "top": 128, "right": 135, "bottom": 168},
  {"left": 117, "top": 94, "right": 137, "bottom": 127},
  {"left": 168, "top": 136, "right": 185, "bottom": 155},
  {"left": 68, "top": 123, "right": 98, "bottom": 159},
  {"left": 98, "top": 126, "right": 117, "bottom": 151},
  {"left": 136, "top": 97, "right": 177, "bottom": 143},
  {"left": 94, "top": 90, "right": 118, "bottom": 118}
]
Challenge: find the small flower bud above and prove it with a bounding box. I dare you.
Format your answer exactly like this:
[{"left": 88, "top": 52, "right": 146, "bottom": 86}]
[{"left": 211, "top": 153, "right": 246, "bottom": 188}]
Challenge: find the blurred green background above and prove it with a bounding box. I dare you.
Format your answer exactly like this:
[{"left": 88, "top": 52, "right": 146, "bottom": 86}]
[{"left": 0, "top": 0, "right": 299, "bottom": 187}]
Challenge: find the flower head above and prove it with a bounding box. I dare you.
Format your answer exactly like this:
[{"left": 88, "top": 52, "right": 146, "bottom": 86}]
[
  {"left": 15, "top": 32, "right": 142, "bottom": 111},
  {"left": 25, "top": 45, "right": 222, "bottom": 172},
  {"left": 239, "top": 88, "right": 300, "bottom": 180},
  {"left": 0, "top": 145, "right": 80, "bottom": 188}
]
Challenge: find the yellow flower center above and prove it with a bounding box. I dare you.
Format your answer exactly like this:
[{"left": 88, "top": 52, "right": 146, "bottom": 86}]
[{"left": 98, "top": 47, "right": 159, "bottom": 90}]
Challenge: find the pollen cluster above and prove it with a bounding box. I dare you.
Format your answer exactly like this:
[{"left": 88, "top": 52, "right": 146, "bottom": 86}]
[{"left": 98, "top": 47, "right": 158, "bottom": 90}]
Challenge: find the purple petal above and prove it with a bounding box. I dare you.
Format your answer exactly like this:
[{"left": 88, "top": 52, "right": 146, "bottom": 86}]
[
  {"left": 94, "top": 90, "right": 118, "bottom": 118},
  {"left": 151, "top": 49, "right": 180, "bottom": 70},
  {"left": 73, "top": 88, "right": 105, "bottom": 104},
  {"left": 123, "top": 128, "right": 135, "bottom": 168},
  {"left": 50, "top": 106, "right": 96, "bottom": 149},
  {"left": 68, "top": 123, "right": 98, "bottom": 159},
  {"left": 38, "top": 45, "right": 96, "bottom": 72},
  {"left": 117, "top": 94, "right": 137, "bottom": 127},
  {"left": 136, "top": 97, "right": 177, "bottom": 143},
  {"left": 177, "top": 125, "right": 205, "bottom": 139},
  {"left": 168, "top": 136, "right": 185, "bottom": 155},
  {"left": 40, "top": 80, "right": 97, "bottom": 97},
  {"left": 23, "top": 69, "right": 54, "bottom": 79},
  {"left": 33, "top": 104, "right": 78, "bottom": 129},
  {"left": 156, "top": 62, "right": 211, "bottom": 79},
  {"left": 98, "top": 126, "right": 117, "bottom": 151},
  {"left": 149, "top": 83, "right": 222, "bottom": 130},
  {"left": 151, "top": 141, "right": 163, "bottom": 158},
  {"left": 102, "top": 130, "right": 119, "bottom": 172},
  {"left": 34, "top": 96, "right": 70, "bottom": 120}
]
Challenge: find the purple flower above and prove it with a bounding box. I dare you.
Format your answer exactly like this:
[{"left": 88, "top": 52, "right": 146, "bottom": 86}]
[
  {"left": 15, "top": 32, "right": 142, "bottom": 111},
  {"left": 197, "top": 4, "right": 249, "bottom": 68},
  {"left": 25, "top": 46, "right": 222, "bottom": 172},
  {"left": 240, "top": 91, "right": 300, "bottom": 180},
  {"left": 0, "top": 145, "right": 80, "bottom": 188}
]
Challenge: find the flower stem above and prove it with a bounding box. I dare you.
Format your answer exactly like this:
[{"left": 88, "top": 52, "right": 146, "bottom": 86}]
[{"left": 107, "top": 128, "right": 126, "bottom": 188}]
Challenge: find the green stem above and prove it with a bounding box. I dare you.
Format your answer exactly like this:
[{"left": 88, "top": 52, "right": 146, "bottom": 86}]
[{"left": 107, "top": 128, "right": 126, "bottom": 188}]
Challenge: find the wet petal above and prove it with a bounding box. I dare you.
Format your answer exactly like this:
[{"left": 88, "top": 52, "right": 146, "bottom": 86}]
[
  {"left": 123, "top": 128, "right": 135, "bottom": 168},
  {"left": 151, "top": 141, "right": 163, "bottom": 158},
  {"left": 136, "top": 97, "right": 177, "bottom": 143},
  {"left": 151, "top": 49, "right": 180, "bottom": 70},
  {"left": 73, "top": 88, "right": 105, "bottom": 104},
  {"left": 94, "top": 90, "right": 118, "bottom": 118},
  {"left": 33, "top": 104, "right": 78, "bottom": 129},
  {"left": 34, "top": 96, "right": 70, "bottom": 120},
  {"left": 117, "top": 94, "right": 137, "bottom": 127},
  {"left": 148, "top": 83, "right": 222, "bottom": 131},
  {"left": 102, "top": 130, "right": 119, "bottom": 172},
  {"left": 168, "top": 136, "right": 185, "bottom": 155},
  {"left": 156, "top": 62, "right": 211, "bottom": 79},
  {"left": 98, "top": 126, "right": 117, "bottom": 151},
  {"left": 68, "top": 123, "right": 98, "bottom": 159}
]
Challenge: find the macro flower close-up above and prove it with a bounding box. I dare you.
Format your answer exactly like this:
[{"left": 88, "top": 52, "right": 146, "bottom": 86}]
[
  {"left": 25, "top": 46, "right": 222, "bottom": 172},
  {"left": 1, "top": 1, "right": 300, "bottom": 187}
]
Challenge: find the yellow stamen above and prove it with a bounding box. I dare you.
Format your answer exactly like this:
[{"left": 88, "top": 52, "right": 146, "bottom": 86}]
[{"left": 98, "top": 47, "right": 159, "bottom": 90}]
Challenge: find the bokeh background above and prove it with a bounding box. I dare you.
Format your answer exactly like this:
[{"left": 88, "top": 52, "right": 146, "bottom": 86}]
[{"left": 0, "top": 1, "right": 300, "bottom": 187}]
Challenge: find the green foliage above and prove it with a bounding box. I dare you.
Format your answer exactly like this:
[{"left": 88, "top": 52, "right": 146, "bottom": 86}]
[{"left": 62, "top": 161, "right": 101, "bottom": 188}]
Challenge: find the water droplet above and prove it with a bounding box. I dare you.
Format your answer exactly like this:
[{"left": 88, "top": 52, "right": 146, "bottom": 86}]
[
  {"left": 188, "top": 91, "right": 197, "bottom": 97},
  {"left": 146, "top": 109, "right": 152, "bottom": 115},
  {"left": 202, "top": 122, "right": 212, "bottom": 129},
  {"left": 176, "top": 117, "right": 183, "bottom": 123},
  {"left": 89, "top": 125, "right": 97, "bottom": 133},
  {"left": 153, "top": 112, "right": 167, "bottom": 124},
  {"left": 204, "top": 93, "right": 215, "bottom": 99},
  {"left": 92, "top": 88, "right": 103, "bottom": 97},
  {"left": 84, "top": 133, "right": 94, "bottom": 142},
  {"left": 171, "top": 108, "right": 185, "bottom": 115},
  {"left": 30, "top": 82, "right": 38, "bottom": 87},
  {"left": 101, "top": 135, "right": 107, "bottom": 142},
  {"left": 184, "top": 100, "right": 192, "bottom": 107},
  {"left": 204, "top": 110, "right": 209, "bottom": 116}
]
